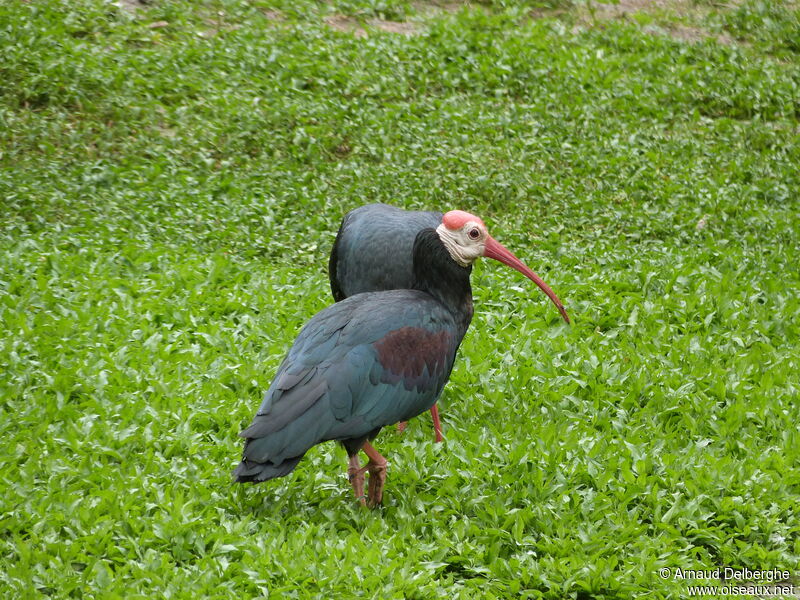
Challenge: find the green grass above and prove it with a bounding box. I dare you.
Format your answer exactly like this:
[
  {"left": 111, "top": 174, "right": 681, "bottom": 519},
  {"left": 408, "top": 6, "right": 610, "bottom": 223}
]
[{"left": 1, "top": 0, "right": 799, "bottom": 597}]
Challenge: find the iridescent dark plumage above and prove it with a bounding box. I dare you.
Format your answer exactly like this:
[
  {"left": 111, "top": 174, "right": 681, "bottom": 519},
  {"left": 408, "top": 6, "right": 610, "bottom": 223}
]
[{"left": 329, "top": 204, "right": 442, "bottom": 301}]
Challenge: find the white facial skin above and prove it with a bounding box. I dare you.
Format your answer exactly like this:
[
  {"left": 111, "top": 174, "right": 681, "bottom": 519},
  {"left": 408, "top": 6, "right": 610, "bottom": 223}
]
[{"left": 435, "top": 220, "right": 488, "bottom": 267}]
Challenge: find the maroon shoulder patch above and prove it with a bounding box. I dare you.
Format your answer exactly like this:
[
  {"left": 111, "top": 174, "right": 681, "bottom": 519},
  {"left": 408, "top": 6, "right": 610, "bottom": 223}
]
[{"left": 374, "top": 327, "right": 453, "bottom": 390}]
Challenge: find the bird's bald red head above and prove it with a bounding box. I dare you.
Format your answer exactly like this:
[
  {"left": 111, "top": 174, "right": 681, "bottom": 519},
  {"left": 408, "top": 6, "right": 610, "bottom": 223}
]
[
  {"left": 437, "top": 208, "right": 570, "bottom": 323},
  {"left": 442, "top": 210, "right": 485, "bottom": 231}
]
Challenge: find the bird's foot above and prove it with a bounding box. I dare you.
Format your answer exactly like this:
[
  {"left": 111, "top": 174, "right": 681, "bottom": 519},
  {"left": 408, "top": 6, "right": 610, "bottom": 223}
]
[
  {"left": 366, "top": 460, "right": 387, "bottom": 507},
  {"left": 359, "top": 442, "right": 388, "bottom": 507},
  {"left": 348, "top": 460, "right": 386, "bottom": 507}
]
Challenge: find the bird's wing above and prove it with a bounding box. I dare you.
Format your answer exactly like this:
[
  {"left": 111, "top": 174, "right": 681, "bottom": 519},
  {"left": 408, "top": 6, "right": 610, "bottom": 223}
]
[{"left": 236, "top": 291, "right": 459, "bottom": 480}]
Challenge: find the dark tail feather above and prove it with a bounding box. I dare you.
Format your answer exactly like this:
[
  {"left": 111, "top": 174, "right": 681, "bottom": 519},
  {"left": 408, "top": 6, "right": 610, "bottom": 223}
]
[{"left": 233, "top": 455, "right": 304, "bottom": 483}]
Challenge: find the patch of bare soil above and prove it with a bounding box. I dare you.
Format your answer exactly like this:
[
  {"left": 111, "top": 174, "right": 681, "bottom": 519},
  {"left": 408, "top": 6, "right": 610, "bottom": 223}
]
[
  {"left": 261, "top": 10, "right": 285, "bottom": 21},
  {"left": 324, "top": 0, "right": 468, "bottom": 36},
  {"left": 591, "top": 0, "right": 687, "bottom": 18},
  {"left": 117, "top": 0, "right": 146, "bottom": 13},
  {"left": 412, "top": 0, "right": 467, "bottom": 15},
  {"left": 325, "top": 15, "right": 420, "bottom": 37},
  {"left": 569, "top": 0, "right": 737, "bottom": 45},
  {"left": 373, "top": 20, "right": 419, "bottom": 34}
]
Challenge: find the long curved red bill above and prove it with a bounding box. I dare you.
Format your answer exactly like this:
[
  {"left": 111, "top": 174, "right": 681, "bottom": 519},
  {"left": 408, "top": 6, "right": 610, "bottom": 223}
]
[{"left": 484, "top": 236, "right": 570, "bottom": 324}]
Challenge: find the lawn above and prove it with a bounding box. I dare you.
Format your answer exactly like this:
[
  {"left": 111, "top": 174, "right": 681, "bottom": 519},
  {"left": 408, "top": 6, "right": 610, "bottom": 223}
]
[{"left": 1, "top": 0, "right": 799, "bottom": 597}]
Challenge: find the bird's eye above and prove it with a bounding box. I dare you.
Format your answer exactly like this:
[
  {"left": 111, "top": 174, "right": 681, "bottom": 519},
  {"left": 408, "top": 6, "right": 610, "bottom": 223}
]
[{"left": 468, "top": 228, "right": 481, "bottom": 240}]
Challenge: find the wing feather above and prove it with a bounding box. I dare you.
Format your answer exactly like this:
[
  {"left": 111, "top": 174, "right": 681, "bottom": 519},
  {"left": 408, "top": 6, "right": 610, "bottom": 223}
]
[{"left": 234, "top": 290, "right": 462, "bottom": 483}]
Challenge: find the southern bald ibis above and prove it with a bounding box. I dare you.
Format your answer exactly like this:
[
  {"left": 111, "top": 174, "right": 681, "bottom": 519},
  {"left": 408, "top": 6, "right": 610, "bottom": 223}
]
[{"left": 234, "top": 210, "right": 569, "bottom": 506}]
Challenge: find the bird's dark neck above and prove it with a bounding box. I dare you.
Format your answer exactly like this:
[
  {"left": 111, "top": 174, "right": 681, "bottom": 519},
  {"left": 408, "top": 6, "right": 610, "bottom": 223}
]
[{"left": 411, "top": 229, "right": 474, "bottom": 332}]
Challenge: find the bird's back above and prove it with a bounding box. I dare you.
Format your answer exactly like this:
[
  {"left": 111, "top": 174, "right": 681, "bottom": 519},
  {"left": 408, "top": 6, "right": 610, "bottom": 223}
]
[{"left": 329, "top": 204, "right": 442, "bottom": 300}]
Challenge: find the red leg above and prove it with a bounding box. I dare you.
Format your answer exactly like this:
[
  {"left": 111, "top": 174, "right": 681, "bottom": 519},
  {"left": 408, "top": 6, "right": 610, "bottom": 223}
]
[
  {"left": 430, "top": 404, "right": 443, "bottom": 443},
  {"left": 361, "top": 442, "right": 387, "bottom": 507},
  {"left": 347, "top": 454, "right": 366, "bottom": 506},
  {"left": 397, "top": 403, "right": 443, "bottom": 442}
]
